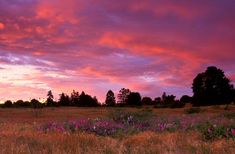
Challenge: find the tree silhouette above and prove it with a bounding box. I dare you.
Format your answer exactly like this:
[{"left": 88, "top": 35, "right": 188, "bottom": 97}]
[
  {"left": 46, "top": 90, "right": 56, "bottom": 107},
  {"left": 154, "top": 97, "right": 161, "bottom": 104},
  {"left": 127, "top": 92, "right": 142, "bottom": 106},
  {"left": 14, "top": 100, "right": 30, "bottom": 107},
  {"left": 117, "top": 88, "right": 130, "bottom": 104},
  {"left": 58, "top": 93, "right": 70, "bottom": 106},
  {"left": 31, "top": 99, "right": 43, "bottom": 108},
  {"left": 141, "top": 97, "right": 153, "bottom": 105},
  {"left": 180, "top": 95, "right": 192, "bottom": 104},
  {"left": 105, "top": 90, "right": 116, "bottom": 106},
  {"left": 4, "top": 100, "right": 12, "bottom": 108},
  {"left": 78, "top": 91, "right": 100, "bottom": 107},
  {"left": 154, "top": 92, "right": 185, "bottom": 108},
  {"left": 192, "top": 66, "right": 234, "bottom": 106},
  {"left": 71, "top": 90, "right": 79, "bottom": 106}
]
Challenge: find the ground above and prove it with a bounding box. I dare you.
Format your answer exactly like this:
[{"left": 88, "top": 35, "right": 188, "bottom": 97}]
[{"left": 0, "top": 106, "right": 234, "bottom": 154}]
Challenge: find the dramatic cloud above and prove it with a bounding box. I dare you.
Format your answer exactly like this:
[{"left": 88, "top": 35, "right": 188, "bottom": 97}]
[{"left": 0, "top": 0, "right": 234, "bottom": 102}]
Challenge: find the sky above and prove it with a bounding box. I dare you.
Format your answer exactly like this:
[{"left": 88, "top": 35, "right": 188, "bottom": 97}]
[{"left": 0, "top": 0, "right": 235, "bottom": 103}]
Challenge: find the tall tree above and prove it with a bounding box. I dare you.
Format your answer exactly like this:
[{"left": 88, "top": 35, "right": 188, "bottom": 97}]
[
  {"left": 192, "top": 66, "right": 234, "bottom": 106},
  {"left": 78, "top": 91, "right": 100, "bottom": 107},
  {"left": 58, "top": 93, "right": 70, "bottom": 106},
  {"left": 46, "top": 90, "right": 56, "bottom": 107},
  {"left": 127, "top": 92, "right": 142, "bottom": 106},
  {"left": 105, "top": 90, "right": 116, "bottom": 106},
  {"left": 71, "top": 90, "right": 79, "bottom": 106},
  {"left": 117, "top": 88, "right": 130, "bottom": 104}
]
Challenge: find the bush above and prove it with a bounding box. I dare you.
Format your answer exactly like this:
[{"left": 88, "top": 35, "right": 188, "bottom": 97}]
[
  {"left": 153, "top": 93, "right": 185, "bottom": 108},
  {"left": 4, "top": 100, "right": 13, "bottom": 108},
  {"left": 141, "top": 97, "right": 153, "bottom": 105},
  {"left": 180, "top": 95, "right": 192, "bottom": 104},
  {"left": 31, "top": 99, "right": 44, "bottom": 109},
  {"left": 185, "top": 107, "right": 202, "bottom": 114},
  {"left": 196, "top": 122, "right": 235, "bottom": 141},
  {"left": 13, "top": 100, "right": 31, "bottom": 108}
]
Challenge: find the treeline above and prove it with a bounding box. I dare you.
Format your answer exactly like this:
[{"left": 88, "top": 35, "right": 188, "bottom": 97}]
[
  {"left": 1, "top": 89, "right": 190, "bottom": 108},
  {"left": 1, "top": 66, "right": 235, "bottom": 108},
  {"left": 1, "top": 91, "right": 100, "bottom": 108}
]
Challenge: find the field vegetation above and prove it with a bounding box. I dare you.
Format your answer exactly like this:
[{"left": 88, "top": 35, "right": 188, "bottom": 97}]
[{"left": 0, "top": 106, "right": 234, "bottom": 154}]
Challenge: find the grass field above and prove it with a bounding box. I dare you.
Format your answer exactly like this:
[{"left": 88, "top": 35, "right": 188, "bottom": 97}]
[{"left": 0, "top": 106, "right": 235, "bottom": 154}]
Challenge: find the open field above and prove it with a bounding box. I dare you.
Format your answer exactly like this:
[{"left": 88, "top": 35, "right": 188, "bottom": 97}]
[{"left": 0, "top": 106, "right": 235, "bottom": 154}]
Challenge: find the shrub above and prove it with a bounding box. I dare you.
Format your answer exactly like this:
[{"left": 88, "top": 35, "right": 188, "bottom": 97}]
[
  {"left": 141, "top": 97, "right": 153, "bottom": 105},
  {"left": 180, "top": 95, "right": 192, "bottom": 104},
  {"left": 153, "top": 93, "right": 185, "bottom": 108},
  {"left": 196, "top": 122, "right": 234, "bottom": 141},
  {"left": 31, "top": 99, "right": 44, "bottom": 109},
  {"left": 4, "top": 100, "right": 13, "bottom": 108},
  {"left": 13, "top": 100, "right": 31, "bottom": 108}
]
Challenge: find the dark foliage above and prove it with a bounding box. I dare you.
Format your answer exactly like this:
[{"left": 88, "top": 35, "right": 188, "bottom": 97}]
[
  {"left": 180, "top": 95, "right": 192, "bottom": 104},
  {"left": 141, "top": 97, "right": 153, "bottom": 105},
  {"left": 154, "top": 92, "right": 185, "bottom": 108},
  {"left": 31, "top": 99, "right": 44, "bottom": 108},
  {"left": 153, "top": 97, "right": 161, "bottom": 104},
  {"left": 117, "top": 88, "right": 130, "bottom": 105},
  {"left": 126, "top": 92, "right": 142, "bottom": 106},
  {"left": 105, "top": 90, "right": 116, "bottom": 107},
  {"left": 4, "top": 100, "right": 13, "bottom": 108},
  {"left": 78, "top": 91, "right": 100, "bottom": 107},
  {"left": 58, "top": 93, "right": 70, "bottom": 106},
  {"left": 13, "top": 100, "right": 31, "bottom": 108},
  {"left": 70, "top": 90, "right": 79, "bottom": 106},
  {"left": 192, "top": 66, "right": 234, "bottom": 106},
  {"left": 46, "top": 90, "right": 57, "bottom": 107}
]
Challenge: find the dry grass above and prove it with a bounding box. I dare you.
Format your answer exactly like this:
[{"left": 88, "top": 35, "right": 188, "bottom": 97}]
[{"left": 0, "top": 106, "right": 234, "bottom": 154}]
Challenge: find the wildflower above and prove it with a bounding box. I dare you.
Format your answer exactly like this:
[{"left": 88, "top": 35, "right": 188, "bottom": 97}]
[{"left": 231, "top": 128, "right": 235, "bottom": 136}]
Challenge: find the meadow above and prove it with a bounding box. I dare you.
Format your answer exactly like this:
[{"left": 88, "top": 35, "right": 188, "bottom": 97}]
[{"left": 0, "top": 106, "right": 234, "bottom": 154}]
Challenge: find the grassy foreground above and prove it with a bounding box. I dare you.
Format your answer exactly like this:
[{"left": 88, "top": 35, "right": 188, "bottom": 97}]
[{"left": 0, "top": 106, "right": 234, "bottom": 154}]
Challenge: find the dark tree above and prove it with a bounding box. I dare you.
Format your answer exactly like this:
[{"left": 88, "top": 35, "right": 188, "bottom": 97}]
[
  {"left": 78, "top": 91, "right": 100, "bottom": 107},
  {"left": 162, "top": 94, "right": 176, "bottom": 106},
  {"left": 233, "top": 89, "right": 235, "bottom": 104},
  {"left": 141, "top": 97, "right": 153, "bottom": 105},
  {"left": 58, "top": 93, "right": 70, "bottom": 106},
  {"left": 31, "top": 99, "right": 43, "bottom": 108},
  {"left": 46, "top": 90, "right": 56, "bottom": 107},
  {"left": 192, "top": 66, "right": 234, "bottom": 106},
  {"left": 154, "top": 97, "right": 161, "bottom": 104},
  {"left": 14, "top": 100, "right": 30, "bottom": 107},
  {"left": 105, "top": 90, "right": 116, "bottom": 106},
  {"left": 117, "top": 88, "right": 130, "bottom": 104},
  {"left": 180, "top": 95, "right": 192, "bottom": 104},
  {"left": 154, "top": 92, "right": 185, "bottom": 108},
  {"left": 71, "top": 90, "right": 79, "bottom": 106},
  {"left": 126, "top": 92, "right": 142, "bottom": 106},
  {"left": 4, "top": 100, "right": 12, "bottom": 108}
]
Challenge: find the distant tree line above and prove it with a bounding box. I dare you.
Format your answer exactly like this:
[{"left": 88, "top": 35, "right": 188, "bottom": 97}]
[{"left": 1, "top": 66, "right": 235, "bottom": 108}]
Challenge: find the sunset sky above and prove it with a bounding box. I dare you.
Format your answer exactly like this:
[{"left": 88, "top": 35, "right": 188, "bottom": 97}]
[{"left": 0, "top": 0, "right": 235, "bottom": 103}]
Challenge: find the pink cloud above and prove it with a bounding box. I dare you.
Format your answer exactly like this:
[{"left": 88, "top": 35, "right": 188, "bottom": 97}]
[
  {"left": 0, "top": 0, "right": 234, "bottom": 102},
  {"left": 0, "top": 22, "right": 4, "bottom": 30}
]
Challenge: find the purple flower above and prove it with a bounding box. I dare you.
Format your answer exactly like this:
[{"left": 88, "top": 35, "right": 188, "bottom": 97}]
[{"left": 231, "top": 128, "right": 235, "bottom": 136}]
